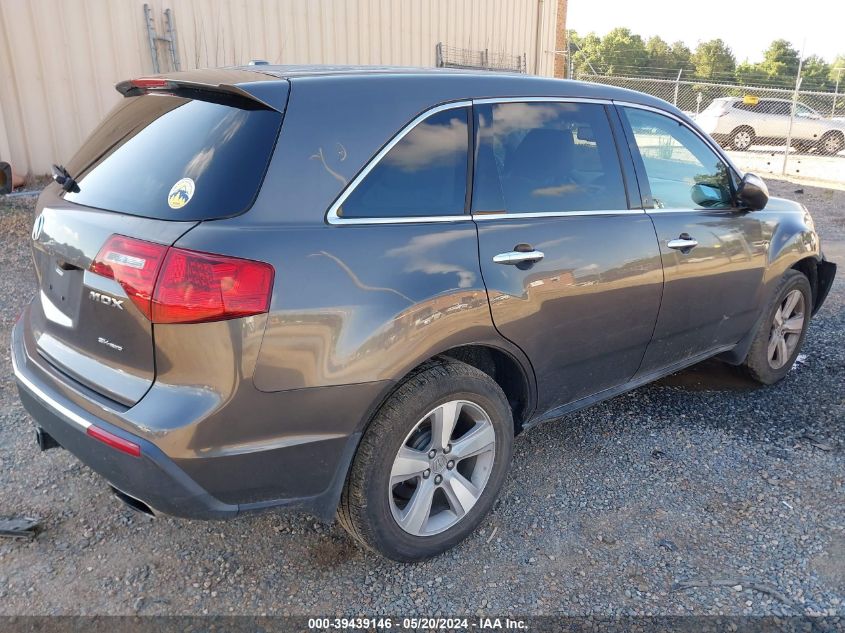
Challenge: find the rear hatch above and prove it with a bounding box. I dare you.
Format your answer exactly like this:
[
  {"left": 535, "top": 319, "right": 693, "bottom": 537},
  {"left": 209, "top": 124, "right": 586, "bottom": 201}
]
[{"left": 29, "top": 74, "right": 285, "bottom": 406}]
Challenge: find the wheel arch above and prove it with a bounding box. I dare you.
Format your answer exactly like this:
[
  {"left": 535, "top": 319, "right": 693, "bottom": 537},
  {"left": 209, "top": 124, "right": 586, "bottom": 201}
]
[
  {"left": 791, "top": 256, "right": 819, "bottom": 309},
  {"left": 325, "top": 342, "right": 535, "bottom": 521},
  {"left": 357, "top": 342, "right": 536, "bottom": 439}
]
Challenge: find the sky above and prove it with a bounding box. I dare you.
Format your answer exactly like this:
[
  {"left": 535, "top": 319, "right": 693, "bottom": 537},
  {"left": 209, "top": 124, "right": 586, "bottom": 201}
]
[{"left": 568, "top": 0, "right": 844, "bottom": 65}]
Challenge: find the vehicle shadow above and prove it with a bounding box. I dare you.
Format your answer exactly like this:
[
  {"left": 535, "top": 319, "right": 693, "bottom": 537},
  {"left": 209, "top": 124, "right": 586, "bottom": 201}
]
[{"left": 654, "top": 358, "right": 759, "bottom": 391}]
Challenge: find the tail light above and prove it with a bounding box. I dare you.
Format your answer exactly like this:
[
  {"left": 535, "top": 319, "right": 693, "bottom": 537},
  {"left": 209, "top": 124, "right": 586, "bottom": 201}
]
[
  {"left": 90, "top": 236, "right": 167, "bottom": 320},
  {"left": 87, "top": 425, "right": 141, "bottom": 457},
  {"left": 129, "top": 77, "right": 171, "bottom": 90},
  {"left": 91, "top": 235, "right": 274, "bottom": 324}
]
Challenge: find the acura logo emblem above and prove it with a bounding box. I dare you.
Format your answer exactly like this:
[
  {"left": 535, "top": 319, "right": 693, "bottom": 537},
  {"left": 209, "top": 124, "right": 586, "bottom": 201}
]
[{"left": 32, "top": 214, "right": 45, "bottom": 241}]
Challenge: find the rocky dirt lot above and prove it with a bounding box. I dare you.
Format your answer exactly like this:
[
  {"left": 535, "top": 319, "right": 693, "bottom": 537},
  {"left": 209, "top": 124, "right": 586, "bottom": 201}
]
[{"left": 0, "top": 180, "right": 842, "bottom": 617}]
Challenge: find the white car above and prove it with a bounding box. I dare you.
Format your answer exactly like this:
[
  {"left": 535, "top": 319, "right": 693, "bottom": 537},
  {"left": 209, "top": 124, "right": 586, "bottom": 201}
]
[{"left": 696, "top": 97, "right": 845, "bottom": 155}]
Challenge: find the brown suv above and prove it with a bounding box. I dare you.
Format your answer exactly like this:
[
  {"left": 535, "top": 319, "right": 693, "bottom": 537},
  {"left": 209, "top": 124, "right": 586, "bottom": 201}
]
[{"left": 12, "top": 66, "right": 836, "bottom": 561}]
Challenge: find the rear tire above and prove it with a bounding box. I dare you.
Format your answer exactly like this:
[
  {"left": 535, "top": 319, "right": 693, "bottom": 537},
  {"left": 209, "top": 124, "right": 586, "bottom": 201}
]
[
  {"left": 818, "top": 131, "right": 844, "bottom": 156},
  {"left": 741, "top": 270, "right": 812, "bottom": 385},
  {"left": 338, "top": 358, "right": 513, "bottom": 562},
  {"left": 728, "top": 126, "right": 755, "bottom": 151}
]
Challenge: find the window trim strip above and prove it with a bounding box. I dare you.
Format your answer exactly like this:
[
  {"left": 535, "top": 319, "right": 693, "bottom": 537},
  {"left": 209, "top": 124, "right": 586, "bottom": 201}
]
[
  {"left": 472, "top": 209, "right": 645, "bottom": 221},
  {"left": 324, "top": 97, "right": 708, "bottom": 226}
]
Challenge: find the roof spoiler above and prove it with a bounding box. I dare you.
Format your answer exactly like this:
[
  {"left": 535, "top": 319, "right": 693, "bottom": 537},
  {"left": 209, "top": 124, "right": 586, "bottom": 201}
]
[{"left": 115, "top": 77, "right": 280, "bottom": 111}]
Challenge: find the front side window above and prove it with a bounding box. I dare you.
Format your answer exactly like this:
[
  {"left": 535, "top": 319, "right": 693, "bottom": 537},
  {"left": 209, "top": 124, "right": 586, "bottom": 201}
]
[
  {"left": 622, "top": 107, "right": 733, "bottom": 210},
  {"left": 762, "top": 100, "right": 791, "bottom": 116},
  {"left": 338, "top": 107, "right": 469, "bottom": 219},
  {"left": 472, "top": 101, "right": 627, "bottom": 214},
  {"left": 795, "top": 103, "right": 816, "bottom": 117}
]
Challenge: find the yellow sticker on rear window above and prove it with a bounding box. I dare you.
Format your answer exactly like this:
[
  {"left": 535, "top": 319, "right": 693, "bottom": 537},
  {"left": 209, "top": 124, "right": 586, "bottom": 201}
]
[
  {"left": 168, "top": 178, "right": 195, "bottom": 209},
  {"left": 743, "top": 95, "right": 760, "bottom": 105}
]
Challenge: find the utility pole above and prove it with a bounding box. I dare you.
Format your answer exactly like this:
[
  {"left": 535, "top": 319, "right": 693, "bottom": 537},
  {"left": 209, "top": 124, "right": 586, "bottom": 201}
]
[
  {"left": 568, "top": 38, "right": 598, "bottom": 76},
  {"left": 782, "top": 41, "right": 805, "bottom": 176},
  {"left": 833, "top": 67, "right": 844, "bottom": 116},
  {"left": 673, "top": 68, "right": 683, "bottom": 106}
]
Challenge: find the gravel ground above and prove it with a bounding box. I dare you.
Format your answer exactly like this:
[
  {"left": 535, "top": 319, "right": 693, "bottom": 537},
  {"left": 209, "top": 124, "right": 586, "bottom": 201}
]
[{"left": 0, "top": 179, "right": 842, "bottom": 617}]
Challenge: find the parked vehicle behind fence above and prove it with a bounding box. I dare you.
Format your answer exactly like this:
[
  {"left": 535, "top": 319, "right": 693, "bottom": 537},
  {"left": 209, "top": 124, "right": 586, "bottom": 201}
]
[
  {"left": 12, "top": 67, "right": 836, "bottom": 561},
  {"left": 696, "top": 96, "right": 845, "bottom": 154}
]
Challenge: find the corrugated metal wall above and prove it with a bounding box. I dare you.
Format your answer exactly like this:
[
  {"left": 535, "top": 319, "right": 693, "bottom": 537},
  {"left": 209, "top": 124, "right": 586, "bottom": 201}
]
[{"left": 0, "top": 0, "right": 559, "bottom": 175}]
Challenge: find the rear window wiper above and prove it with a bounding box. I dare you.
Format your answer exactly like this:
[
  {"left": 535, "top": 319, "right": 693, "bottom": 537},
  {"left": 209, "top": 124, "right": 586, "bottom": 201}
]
[{"left": 51, "top": 164, "right": 80, "bottom": 193}]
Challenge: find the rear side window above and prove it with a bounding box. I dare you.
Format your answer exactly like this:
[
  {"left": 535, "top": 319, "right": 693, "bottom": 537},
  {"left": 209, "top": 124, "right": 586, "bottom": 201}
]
[
  {"left": 338, "top": 107, "right": 470, "bottom": 219},
  {"left": 472, "top": 102, "right": 627, "bottom": 214},
  {"left": 63, "top": 94, "right": 283, "bottom": 220}
]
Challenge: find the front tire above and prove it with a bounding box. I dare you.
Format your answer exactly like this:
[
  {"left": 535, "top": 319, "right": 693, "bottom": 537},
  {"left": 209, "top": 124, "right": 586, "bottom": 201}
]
[
  {"left": 741, "top": 270, "right": 812, "bottom": 385},
  {"left": 338, "top": 358, "right": 513, "bottom": 562}
]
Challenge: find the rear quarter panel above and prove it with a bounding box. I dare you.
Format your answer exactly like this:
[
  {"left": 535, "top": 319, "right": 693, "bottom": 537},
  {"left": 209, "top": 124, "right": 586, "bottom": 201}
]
[{"left": 174, "top": 219, "right": 526, "bottom": 393}]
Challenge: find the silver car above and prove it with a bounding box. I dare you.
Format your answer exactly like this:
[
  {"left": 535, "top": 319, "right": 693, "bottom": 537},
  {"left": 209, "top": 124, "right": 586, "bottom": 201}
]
[{"left": 696, "top": 97, "right": 845, "bottom": 155}]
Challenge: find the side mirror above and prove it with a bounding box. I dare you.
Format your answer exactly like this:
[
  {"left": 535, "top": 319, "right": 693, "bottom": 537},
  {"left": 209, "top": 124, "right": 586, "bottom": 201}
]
[
  {"left": 0, "top": 162, "right": 11, "bottom": 195},
  {"left": 736, "top": 173, "right": 768, "bottom": 211}
]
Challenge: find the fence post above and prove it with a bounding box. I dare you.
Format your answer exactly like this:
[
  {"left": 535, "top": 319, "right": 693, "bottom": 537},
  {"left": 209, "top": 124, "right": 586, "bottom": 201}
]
[
  {"left": 833, "top": 68, "right": 844, "bottom": 116},
  {"left": 673, "top": 69, "right": 683, "bottom": 107}
]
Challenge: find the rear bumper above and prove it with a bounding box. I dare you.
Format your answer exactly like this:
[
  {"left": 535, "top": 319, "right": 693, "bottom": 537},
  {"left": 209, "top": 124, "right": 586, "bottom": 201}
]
[
  {"left": 16, "top": 384, "right": 238, "bottom": 519},
  {"left": 12, "top": 324, "right": 239, "bottom": 519},
  {"left": 11, "top": 317, "right": 385, "bottom": 522}
]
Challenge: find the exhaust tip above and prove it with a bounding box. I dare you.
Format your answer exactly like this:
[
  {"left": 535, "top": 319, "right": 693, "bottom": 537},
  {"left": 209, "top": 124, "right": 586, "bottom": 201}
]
[
  {"left": 110, "top": 487, "right": 156, "bottom": 517},
  {"left": 36, "top": 426, "right": 62, "bottom": 451}
]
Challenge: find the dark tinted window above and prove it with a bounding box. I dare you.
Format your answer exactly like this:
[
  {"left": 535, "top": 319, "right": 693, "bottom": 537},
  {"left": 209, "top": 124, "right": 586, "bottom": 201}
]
[
  {"left": 759, "top": 100, "right": 792, "bottom": 115},
  {"left": 734, "top": 100, "right": 759, "bottom": 112},
  {"left": 623, "top": 107, "right": 732, "bottom": 209},
  {"left": 339, "top": 108, "right": 469, "bottom": 218},
  {"left": 473, "top": 102, "right": 627, "bottom": 214},
  {"left": 64, "top": 94, "right": 282, "bottom": 220}
]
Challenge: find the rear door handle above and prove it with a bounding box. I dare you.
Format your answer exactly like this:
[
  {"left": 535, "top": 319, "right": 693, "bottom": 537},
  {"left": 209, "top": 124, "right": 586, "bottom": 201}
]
[
  {"left": 667, "top": 233, "right": 698, "bottom": 252},
  {"left": 493, "top": 250, "right": 545, "bottom": 265}
]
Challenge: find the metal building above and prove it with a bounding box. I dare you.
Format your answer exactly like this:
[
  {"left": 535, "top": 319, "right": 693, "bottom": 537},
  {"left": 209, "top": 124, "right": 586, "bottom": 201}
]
[{"left": 0, "top": 0, "right": 566, "bottom": 175}]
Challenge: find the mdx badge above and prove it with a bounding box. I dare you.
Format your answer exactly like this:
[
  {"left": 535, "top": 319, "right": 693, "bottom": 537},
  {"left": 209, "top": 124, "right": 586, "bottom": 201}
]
[{"left": 89, "top": 291, "right": 124, "bottom": 310}]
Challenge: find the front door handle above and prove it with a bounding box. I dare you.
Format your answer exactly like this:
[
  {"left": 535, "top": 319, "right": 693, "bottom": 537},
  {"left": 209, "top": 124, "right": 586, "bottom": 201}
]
[
  {"left": 493, "top": 249, "right": 545, "bottom": 265},
  {"left": 667, "top": 233, "right": 698, "bottom": 252}
]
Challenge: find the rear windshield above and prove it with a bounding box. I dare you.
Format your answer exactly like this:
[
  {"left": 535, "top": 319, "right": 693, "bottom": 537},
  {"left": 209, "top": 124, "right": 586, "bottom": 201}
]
[{"left": 63, "top": 94, "right": 283, "bottom": 220}]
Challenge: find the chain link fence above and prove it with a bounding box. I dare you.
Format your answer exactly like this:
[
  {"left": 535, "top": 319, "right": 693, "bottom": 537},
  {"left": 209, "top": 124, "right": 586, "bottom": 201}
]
[
  {"left": 576, "top": 73, "right": 845, "bottom": 184},
  {"left": 436, "top": 42, "right": 527, "bottom": 73}
]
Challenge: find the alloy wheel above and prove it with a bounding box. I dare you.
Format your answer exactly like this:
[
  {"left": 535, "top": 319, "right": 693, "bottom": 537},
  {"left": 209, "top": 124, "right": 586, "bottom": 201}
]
[
  {"left": 734, "top": 130, "right": 752, "bottom": 150},
  {"left": 389, "top": 400, "right": 496, "bottom": 537},
  {"left": 822, "top": 135, "right": 843, "bottom": 154},
  {"left": 767, "top": 289, "right": 806, "bottom": 369}
]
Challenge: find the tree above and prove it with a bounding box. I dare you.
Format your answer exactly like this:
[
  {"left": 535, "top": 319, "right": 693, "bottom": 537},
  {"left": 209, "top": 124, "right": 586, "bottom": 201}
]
[
  {"left": 645, "top": 37, "right": 692, "bottom": 78},
  {"left": 758, "top": 39, "right": 800, "bottom": 84},
  {"left": 570, "top": 31, "right": 603, "bottom": 76},
  {"left": 691, "top": 39, "right": 736, "bottom": 81},
  {"left": 669, "top": 41, "right": 693, "bottom": 72},
  {"left": 800, "top": 55, "right": 831, "bottom": 91},
  {"left": 829, "top": 55, "right": 845, "bottom": 84},
  {"left": 645, "top": 36, "right": 672, "bottom": 72},
  {"left": 736, "top": 61, "right": 769, "bottom": 86},
  {"left": 596, "top": 27, "right": 648, "bottom": 75}
]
